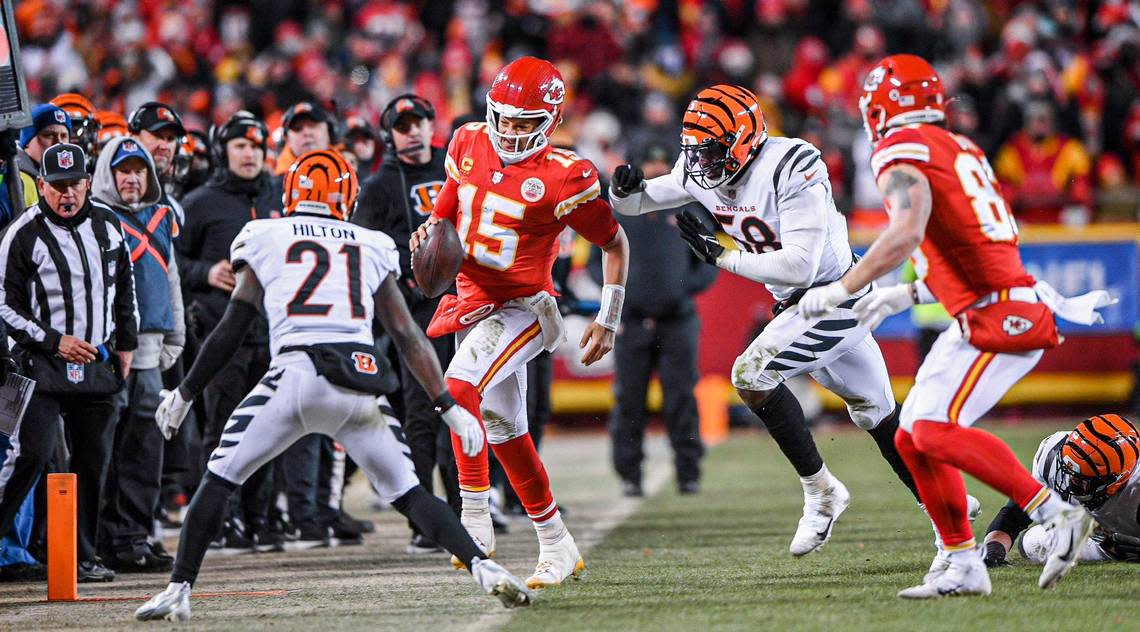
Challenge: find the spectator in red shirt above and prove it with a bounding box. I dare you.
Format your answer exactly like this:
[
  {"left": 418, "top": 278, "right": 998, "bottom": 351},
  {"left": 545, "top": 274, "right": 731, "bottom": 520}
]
[{"left": 994, "top": 100, "right": 1094, "bottom": 224}]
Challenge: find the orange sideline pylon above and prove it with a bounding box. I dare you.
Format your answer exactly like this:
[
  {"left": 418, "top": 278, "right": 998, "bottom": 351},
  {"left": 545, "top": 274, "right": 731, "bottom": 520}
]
[{"left": 47, "top": 473, "right": 77, "bottom": 601}]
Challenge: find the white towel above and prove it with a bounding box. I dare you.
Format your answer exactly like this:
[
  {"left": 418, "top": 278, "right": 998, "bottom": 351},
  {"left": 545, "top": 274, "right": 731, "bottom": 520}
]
[
  {"left": 507, "top": 291, "right": 566, "bottom": 352},
  {"left": 1033, "top": 280, "right": 1116, "bottom": 326}
]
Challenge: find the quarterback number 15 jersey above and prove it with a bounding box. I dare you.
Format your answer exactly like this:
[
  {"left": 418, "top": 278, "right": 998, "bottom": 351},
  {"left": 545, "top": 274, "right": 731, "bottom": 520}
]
[
  {"left": 231, "top": 215, "right": 399, "bottom": 355},
  {"left": 437, "top": 122, "right": 618, "bottom": 304}
]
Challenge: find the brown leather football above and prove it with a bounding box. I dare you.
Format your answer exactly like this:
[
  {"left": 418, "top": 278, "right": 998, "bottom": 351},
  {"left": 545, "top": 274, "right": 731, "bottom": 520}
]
[{"left": 412, "top": 218, "right": 464, "bottom": 298}]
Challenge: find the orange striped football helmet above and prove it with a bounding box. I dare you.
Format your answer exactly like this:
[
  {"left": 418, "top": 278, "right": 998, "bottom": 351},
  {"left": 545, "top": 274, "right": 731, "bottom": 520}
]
[
  {"left": 1054, "top": 414, "right": 1139, "bottom": 508},
  {"left": 51, "top": 93, "right": 101, "bottom": 156},
  {"left": 680, "top": 85, "right": 767, "bottom": 189},
  {"left": 97, "top": 111, "right": 129, "bottom": 148},
  {"left": 283, "top": 150, "right": 358, "bottom": 220}
]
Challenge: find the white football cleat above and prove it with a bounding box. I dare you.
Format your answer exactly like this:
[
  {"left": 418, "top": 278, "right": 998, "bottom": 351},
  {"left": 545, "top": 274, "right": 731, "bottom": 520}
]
[
  {"left": 452, "top": 506, "right": 496, "bottom": 570},
  {"left": 1038, "top": 506, "right": 1095, "bottom": 589},
  {"left": 471, "top": 558, "right": 532, "bottom": 609},
  {"left": 923, "top": 494, "right": 982, "bottom": 583},
  {"left": 525, "top": 531, "right": 586, "bottom": 589},
  {"left": 135, "top": 581, "right": 192, "bottom": 621},
  {"left": 789, "top": 478, "right": 850, "bottom": 557},
  {"left": 898, "top": 547, "right": 992, "bottom": 599},
  {"left": 924, "top": 550, "right": 951, "bottom": 585}
]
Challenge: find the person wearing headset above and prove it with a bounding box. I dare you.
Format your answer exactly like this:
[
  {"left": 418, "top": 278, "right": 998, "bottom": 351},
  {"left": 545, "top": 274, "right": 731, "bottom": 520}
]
[
  {"left": 127, "top": 102, "right": 186, "bottom": 199},
  {"left": 175, "top": 112, "right": 281, "bottom": 554},
  {"left": 351, "top": 94, "right": 461, "bottom": 555}
]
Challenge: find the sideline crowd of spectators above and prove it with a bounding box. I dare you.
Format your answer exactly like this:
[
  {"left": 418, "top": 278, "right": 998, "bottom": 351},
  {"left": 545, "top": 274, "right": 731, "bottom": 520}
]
[{"left": 13, "top": 0, "right": 1140, "bottom": 224}]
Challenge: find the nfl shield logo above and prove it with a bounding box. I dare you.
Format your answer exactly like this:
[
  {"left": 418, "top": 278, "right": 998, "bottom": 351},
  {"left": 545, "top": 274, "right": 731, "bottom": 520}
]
[
  {"left": 492, "top": 172, "right": 503, "bottom": 184},
  {"left": 66, "top": 362, "right": 84, "bottom": 384},
  {"left": 122, "top": 140, "right": 138, "bottom": 152},
  {"left": 54, "top": 109, "right": 67, "bottom": 124},
  {"left": 58, "top": 150, "right": 74, "bottom": 170}
]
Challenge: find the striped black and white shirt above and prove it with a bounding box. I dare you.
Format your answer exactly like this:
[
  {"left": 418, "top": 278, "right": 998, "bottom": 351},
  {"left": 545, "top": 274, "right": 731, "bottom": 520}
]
[{"left": 0, "top": 199, "right": 138, "bottom": 354}]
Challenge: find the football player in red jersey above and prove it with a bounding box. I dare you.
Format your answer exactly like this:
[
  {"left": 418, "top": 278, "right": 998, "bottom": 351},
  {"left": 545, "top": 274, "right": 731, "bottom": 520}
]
[
  {"left": 411, "top": 56, "right": 629, "bottom": 589},
  {"left": 799, "top": 55, "right": 1113, "bottom": 598}
]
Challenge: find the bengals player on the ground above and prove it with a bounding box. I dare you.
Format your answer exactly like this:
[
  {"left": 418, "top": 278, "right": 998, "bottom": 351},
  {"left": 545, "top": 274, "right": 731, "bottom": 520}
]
[
  {"left": 984, "top": 414, "right": 1140, "bottom": 566},
  {"left": 411, "top": 56, "right": 629, "bottom": 589},
  {"left": 799, "top": 54, "right": 1113, "bottom": 598}
]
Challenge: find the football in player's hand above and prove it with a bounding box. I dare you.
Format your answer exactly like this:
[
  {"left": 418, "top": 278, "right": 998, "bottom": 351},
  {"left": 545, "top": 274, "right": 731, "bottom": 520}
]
[{"left": 412, "top": 218, "right": 464, "bottom": 298}]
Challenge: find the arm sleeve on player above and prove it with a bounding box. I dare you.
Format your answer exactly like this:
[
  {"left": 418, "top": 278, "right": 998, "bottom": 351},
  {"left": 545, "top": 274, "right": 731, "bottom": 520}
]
[
  {"left": 181, "top": 299, "right": 258, "bottom": 398},
  {"left": 715, "top": 183, "right": 828, "bottom": 286},
  {"left": 984, "top": 500, "right": 1034, "bottom": 543},
  {"left": 609, "top": 155, "right": 695, "bottom": 216},
  {"left": 562, "top": 197, "right": 619, "bottom": 247}
]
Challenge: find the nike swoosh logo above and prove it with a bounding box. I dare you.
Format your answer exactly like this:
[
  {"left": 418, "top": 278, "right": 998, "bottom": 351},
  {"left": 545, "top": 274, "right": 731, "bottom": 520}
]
[
  {"left": 582, "top": 169, "right": 593, "bottom": 179},
  {"left": 804, "top": 170, "right": 819, "bottom": 181},
  {"left": 815, "top": 517, "right": 834, "bottom": 540}
]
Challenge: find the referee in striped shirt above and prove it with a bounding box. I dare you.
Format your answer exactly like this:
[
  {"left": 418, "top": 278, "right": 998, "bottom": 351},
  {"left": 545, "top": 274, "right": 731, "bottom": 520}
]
[{"left": 0, "top": 143, "right": 138, "bottom": 582}]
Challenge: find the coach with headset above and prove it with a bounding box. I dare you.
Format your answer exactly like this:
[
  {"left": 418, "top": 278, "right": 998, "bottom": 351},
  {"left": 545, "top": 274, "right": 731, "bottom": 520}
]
[
  {"left": 176, "top": 112, "right": 280, "bottom": 552},
  {"left": 352, "top": 94, "right": 461, "bottom": 555}
]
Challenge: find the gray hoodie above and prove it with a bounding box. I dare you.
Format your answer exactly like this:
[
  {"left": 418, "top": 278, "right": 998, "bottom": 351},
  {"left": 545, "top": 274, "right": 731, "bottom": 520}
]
[{"left": 92, "top": 136, "right": 185, "bottom": 371}]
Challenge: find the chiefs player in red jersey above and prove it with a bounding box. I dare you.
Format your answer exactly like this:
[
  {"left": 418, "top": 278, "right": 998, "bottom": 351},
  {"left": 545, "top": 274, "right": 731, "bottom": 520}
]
[
  {"left": 411, "top": 56, "right": 629, "bottom": 589},
  {"left": 800, "top": 55, "right": 1114, "bottom": 598}
]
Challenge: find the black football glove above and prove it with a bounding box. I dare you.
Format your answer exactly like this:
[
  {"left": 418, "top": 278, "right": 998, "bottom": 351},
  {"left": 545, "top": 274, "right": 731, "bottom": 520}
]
[
  {"left": 610, "top": 164, "right": 645, "bottom": 197},
  {"left": 983, "top": 540, "right": 1012, "bottom": 568},
  {"left": 1097, "top": 532, "right": 1140, "bottom": 563},
  {"left": 677, "top": 210, "right": 724, "bottom": 265}
]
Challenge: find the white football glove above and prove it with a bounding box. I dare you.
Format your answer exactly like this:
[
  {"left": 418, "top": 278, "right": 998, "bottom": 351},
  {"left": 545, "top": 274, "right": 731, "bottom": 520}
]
[
  {"left": 852, "top": 284, "right": 916, "bottom": 330},
  {"left": 441, "top": 404, "right": 485, "bottom": 457},
  {"left": 156, "top": 388, "right": 192, "bottom": 440},
  {"left": 798, "top": 281, "right": 852, "bottom": 320}
]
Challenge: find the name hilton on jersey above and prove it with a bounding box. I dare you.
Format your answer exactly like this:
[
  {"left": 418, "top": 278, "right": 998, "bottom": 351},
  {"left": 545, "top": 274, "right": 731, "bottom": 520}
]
[{"left": 292, "top": 223, "right": 357, "bottom": 240}]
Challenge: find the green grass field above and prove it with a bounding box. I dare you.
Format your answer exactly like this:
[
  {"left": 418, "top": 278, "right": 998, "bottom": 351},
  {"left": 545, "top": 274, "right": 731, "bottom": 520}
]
[{"left": 507, "top": 423, "right": 1140, "bottom": 632}]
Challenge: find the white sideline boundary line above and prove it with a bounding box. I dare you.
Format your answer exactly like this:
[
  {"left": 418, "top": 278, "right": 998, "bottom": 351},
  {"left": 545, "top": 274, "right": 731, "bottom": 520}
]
[{"left": 464, "top": 437, "right": 673, "bottom": 632}]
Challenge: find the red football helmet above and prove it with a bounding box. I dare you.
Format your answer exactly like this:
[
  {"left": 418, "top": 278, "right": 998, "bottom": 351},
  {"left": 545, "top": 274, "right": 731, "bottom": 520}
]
[
  {"left": 485, "top": 56, "right": 566, "bottom": 163},
  {"left": 858, "top": 54, "right": 946, "bottom": 143}
]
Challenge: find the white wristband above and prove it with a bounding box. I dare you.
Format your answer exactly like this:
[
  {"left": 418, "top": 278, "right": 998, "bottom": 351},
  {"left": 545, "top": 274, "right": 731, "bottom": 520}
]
[{"left": 595, "top": 284, "right": 625, "bottom": 331}]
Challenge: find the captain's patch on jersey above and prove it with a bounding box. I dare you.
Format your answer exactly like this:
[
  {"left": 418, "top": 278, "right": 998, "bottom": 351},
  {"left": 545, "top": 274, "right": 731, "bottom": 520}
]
[{"left": 521, "top": 177, "right": 545, "bottom": 202}]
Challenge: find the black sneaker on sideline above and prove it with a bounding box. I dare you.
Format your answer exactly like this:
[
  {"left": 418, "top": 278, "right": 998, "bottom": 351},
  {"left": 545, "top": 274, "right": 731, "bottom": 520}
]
[
  {"left": 208, "top": 518, "right": 255, "bottom": 555},
  {"left": 0, "top": 562, "right": 47, "bottom": 582},
  {"left": 406, "top": 533, "right": 445, "bottom": 555},
  {"left": 109, "top": 550, "right": 173, "bottom": 573},
  {"left": 253, "top": 524, "right": 286, "bottom": 553},
  {"left": 78, "top": 560, "right": 115, "bottom": 583},
  {"left": 339, "top": 510, "right": 375, "bottom": 534},
  {"left": 149, "top": 540, "right": 174, "bottom": 563},
  {"left": 284, "top": 521, "right": 329, "bottom": 551}
]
